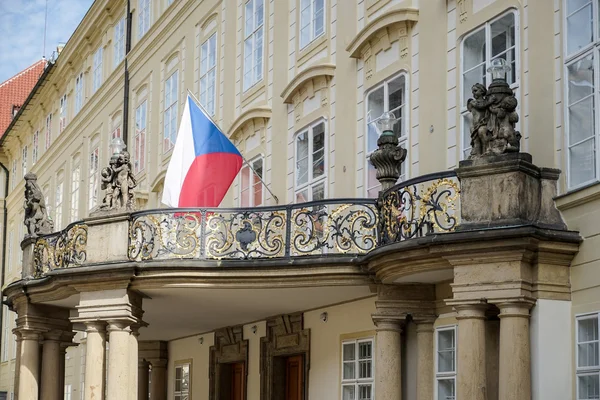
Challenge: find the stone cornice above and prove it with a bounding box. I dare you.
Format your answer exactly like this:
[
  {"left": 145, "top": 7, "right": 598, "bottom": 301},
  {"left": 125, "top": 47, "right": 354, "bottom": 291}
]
[
  {"left": 227, "top": 105, "right": 272, "bottom": 140},
  {"left": 280, "top": 63, "right": 336, "bottom": 104},
  {"left": 346, "top": 7, "right": 419, "bottom": 58}
]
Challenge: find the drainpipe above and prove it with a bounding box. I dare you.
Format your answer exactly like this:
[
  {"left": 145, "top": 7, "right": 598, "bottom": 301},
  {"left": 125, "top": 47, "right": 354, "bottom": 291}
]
[{"left": 122, "top": 0, "right": 132, "bottom": 146}]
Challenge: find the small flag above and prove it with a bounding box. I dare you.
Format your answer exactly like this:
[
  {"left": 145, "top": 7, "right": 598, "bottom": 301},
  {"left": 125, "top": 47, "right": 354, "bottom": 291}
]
[{"left": 162, "top": 95, "right": 243, "bottom": 207}]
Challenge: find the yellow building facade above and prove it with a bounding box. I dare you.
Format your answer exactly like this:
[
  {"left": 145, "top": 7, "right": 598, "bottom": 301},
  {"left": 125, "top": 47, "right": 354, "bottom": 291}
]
[{"left": 0, "top": 0, "right": 596, "bottom": 399}]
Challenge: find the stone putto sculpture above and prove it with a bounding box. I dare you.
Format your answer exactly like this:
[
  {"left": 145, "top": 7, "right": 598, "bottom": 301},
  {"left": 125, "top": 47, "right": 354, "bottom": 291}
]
[
  {"left": 467, "top": 58, "right": 521, "bottom": 158},
  {"left": 100, "top": 150, "right": 137, "bottom": 211},
  {"left": 23, "top": 173, "right": 54, "bottom": 237}
]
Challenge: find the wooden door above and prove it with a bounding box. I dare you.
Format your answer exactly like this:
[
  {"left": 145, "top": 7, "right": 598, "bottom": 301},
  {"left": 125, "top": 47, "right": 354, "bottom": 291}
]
[
  {"left": 231, "top": 362, "right": 245, "bottom": 400},
  {"left": 285, "top": 355, "right": 303, "bottom": 400}
]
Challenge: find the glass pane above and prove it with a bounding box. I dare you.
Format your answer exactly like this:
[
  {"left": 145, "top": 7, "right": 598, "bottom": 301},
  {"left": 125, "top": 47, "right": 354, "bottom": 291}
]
[
  {"left": 312, "top": 182, "right": 325, "bottom": 200},
  {"left": 490, "top": 13, "right": 515, "bottom": 58},
  {"left": 256, "top": 0, "right": 264, "bottom": 27},
  {"left": 358, "top": 341, "right": 372, "bottom": 359},
  {"left": 312, "top": 123, "right": 325, "bottom": 178},
  {"left": 438, "top": 379, "right": 456, "bottom": 400},
  {"left": 358, "top": 384, "right": 372, "bottom": 400},
  {"left": 438, "top": 350, "right": 455, "bottom": 373},
  {"left": 463, "top": 113, "right": 473, "bottom": 159},
  {"left": 343, "top": 361, "right": 355, "bottom": 380},
  {"left": 580, "top": 318, "right": 600, "bottom": 342},
  {"left": 579, "top": 374, "right": 600, "bottom": 400},
  {"left": 567, "top": 4, "right": 593, "bottom": 55},
  {"left": 366, "top": 163, "right": 381, "bottom": 198},
  {"left": 463, "top": 65, "right": 487, "bottom": 107},
  {"left": 343, "top": 343, "right": 355, "bottom": 361},
  {"left": 366, "top": 86, "right": 384, "bottom": 123},
  {"left": 296, "top": 132, "right": 309, "bottom": 185},
  {"left": 295, "top": 189, "right": 308, "bottom": 203},
  {"left": 245, "top": 0, "right": 254, "bottom": 36},
  {"left": 438, "top": 329, "right": 455, "bottom": 350},
  {"left": 569, "top": 96, "right": 595, "bottom": 145},
  {"left": 358, "top": 360, "right": 372, "bottom": 379},
  {"left": 342, "top": 385, "right": 356, "bottom": 400},
  {"left": 569, "top": 138, "right": 596, "bottom": 187},
  {"left": 388, "top": 76, "right": 405, "bottom": 115},
  {"left": 463, "top": 28, "right": 486, "bottom": 71},
  {"left": 568, "top": 0, "right": 592, "bottom": 14},
  {"left": 579, "top": 342, "right": 600, "bottom": 368},
  {"left": 569, "top": 55, "right": 595, "bottom": 105}
]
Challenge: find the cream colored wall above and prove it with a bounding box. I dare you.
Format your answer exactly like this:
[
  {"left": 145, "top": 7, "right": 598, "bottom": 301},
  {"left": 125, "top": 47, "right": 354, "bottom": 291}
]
[{"left": 167, "top": 332, "right": 214, "bottom": 400}]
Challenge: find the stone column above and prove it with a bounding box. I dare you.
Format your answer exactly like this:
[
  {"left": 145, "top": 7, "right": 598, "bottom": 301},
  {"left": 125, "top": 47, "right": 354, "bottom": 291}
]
[
  {"left": 18, "top": 330, "right": 41, "bottom": 400},
  {"left": 455, "top": 303, "right": 487, "bottom": 400},
  {"left": 107, "top": 320, "right": 132, "bottom": 400},
  {"left": 138, "top": 359, "right": 150, "bottom": 400},
  {"left": 40, "top": 331, "right": 63, "bottom": 400},
  {"left": 497, "top": 300, "right": 534, "bottom": 400},
  {"left": 58, "top": 343, "right": 68, "bottom": 399},
  {"left": 415, "top": 319, "right": 435, "bottom": 400},
  {"left": 84, "top": 322, "right": 106, "bottom": 400},
  {"left": 149, "top": 358, "right": 168, "bottom": 400},
  {"left": 129, "top": 326, "right": 140, "bottom": 400},
  {"left": 372, "top": 316, "right": 403, "bottom": 400},
  {"left": 13, "top": 332, "right": 22, "bottom": 400}
]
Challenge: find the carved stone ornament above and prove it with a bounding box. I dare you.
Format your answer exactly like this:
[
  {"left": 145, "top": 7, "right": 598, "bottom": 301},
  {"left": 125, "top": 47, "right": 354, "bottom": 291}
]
[
  {"left": 23, "top": 173, "right": 54, "bottom": 237},
  {"left": 99, "top": 149, "right": 137, "bottom": 212},
  {"left": 467, "top": 78, "right": 521, "bottom": 159},
  {"left": 209, "top": 326, "right": 249, "bottom": 400},
  {"left": 369, "top": 133, "right": 407, "bottom": 192}
]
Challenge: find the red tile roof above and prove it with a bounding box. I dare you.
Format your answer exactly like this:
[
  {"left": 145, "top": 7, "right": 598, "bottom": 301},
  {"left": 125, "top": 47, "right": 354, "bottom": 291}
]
[{"left": 0, "top": 60, "right": 46, "bottom": 137}]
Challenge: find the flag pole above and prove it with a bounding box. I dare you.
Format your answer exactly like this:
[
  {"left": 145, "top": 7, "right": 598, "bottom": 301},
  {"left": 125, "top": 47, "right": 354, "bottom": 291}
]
[{"left": 186, "top": 89, "right": 280, "bottom": 204}]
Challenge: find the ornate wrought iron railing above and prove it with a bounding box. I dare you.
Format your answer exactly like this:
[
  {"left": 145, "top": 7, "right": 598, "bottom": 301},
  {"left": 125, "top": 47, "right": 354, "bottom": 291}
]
[
  {"left": 378, "top": 171, "right": 461, "bottom": 245},
  {"left": 128, "top": 200, "right": 379, "bottom": 261},
  {"left": 32, "top": 222, "right": 88, "bottom": 277}
]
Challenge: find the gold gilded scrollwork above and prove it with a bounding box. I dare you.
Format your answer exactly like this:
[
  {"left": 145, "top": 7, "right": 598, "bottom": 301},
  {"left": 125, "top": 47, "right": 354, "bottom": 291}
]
[{"left": 33, "top": 224, "right": 88, "bottom": 277}]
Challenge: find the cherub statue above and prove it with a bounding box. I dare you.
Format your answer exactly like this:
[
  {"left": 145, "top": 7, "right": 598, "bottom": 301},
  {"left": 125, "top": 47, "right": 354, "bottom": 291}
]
[
  {"left": 111, "top": 151, "right": 136, "bottom": 210},
  {"left": 488, "top": 93, "right": 521, "bottom": 154},
  {"left": 100, "top": 157, "right": 117, "bottom": 209},
  {"left": 467, "top": 83, "right": 494, "bottom": 158},
  {"left": 23, "top": 173, "right": 54, "bottom": 237}
]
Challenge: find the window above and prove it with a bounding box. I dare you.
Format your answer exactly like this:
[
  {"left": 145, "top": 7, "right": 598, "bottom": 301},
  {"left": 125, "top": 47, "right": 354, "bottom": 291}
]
[
  {"left": 295, "top": 121, "right": 326, "bottom": 202},
  {"left": 577, "top": 314, "right": 600, "bottom": 399},
  {"left": 243, "top": 0, "right": 264, "bottom": 91},
  {"left": 341, "top": 338, "right": 374, "bottom": 400},
  {"left": 55, "top": 180, "right": 63, "bottom": 230},
  {"left": 240, "top": 157, "right": 263, "bottom": 206},
  {"left": 89, "top": 144, "right": 99, "bottom": 210},
  {"left": 111, "top": 113, "right": 122, "bottom": 143},
  {"left": 21, "top": 146, "right": 27, "bottom": 176},
  {"left": 174, "top": 362, "right": 190, "bottom": 400},
  {"left": 163, "top": 70, "right": 179, "bottom": 152},
  {"left": 365, "top": 74, "right": 408, "bottom": 197},
  {"left": 114, "top": 17, "right": 126, "bottom": 67},
  {"left": 93, "top": 47, "right": 103, "bottom": 92},
  {"left": 134, "top": 100, "right": 147, "bottom": 174},
  {"left": 71, "top": 165, "right": 80, "bottom": 221},
  {"left": 64, "top": 384, "right": 72, "bottom": 400},
  {"left": 200, "top": 34, "right": 217, "bottom": 116},
  {"left": 45, "top": 113, "right": 52, "bottom": 150},
  {"left": 565, "top": 0, "right": 600, "bottom": 189},
  {"left": 7, "top": 230, "right": 13, "bottom": 272},
  {"left": 2, "top": 307, "right": 9, "bottom": 362},
  {"left": 461, "top": 11, "right": 518, "bottom": 159},
  {"left": 75, "top": 72, "right": 84, "bottom": 114},
  {"left": 32, "top": 130, "right": 39, "bottom": 165},
  {"left": 10, "top": 160, "right": 16, "bottom": 191},
  {"left": 435, "top": 326, "right": 457, "bottom": 400},
  {"left": 138, "top": 0, "right": 151, "bottom": 39},
  {"left": 299, "top": 0, "right": 325, "bottom": 49},
  {"left": 18, "top": 222, "right": 23, "bottom": 265},
  {"left": 59, "top": 94, "right": 67, "bottom": 133}
]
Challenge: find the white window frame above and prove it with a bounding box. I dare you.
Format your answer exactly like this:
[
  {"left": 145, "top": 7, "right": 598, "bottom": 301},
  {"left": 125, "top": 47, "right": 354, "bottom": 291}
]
[
  {"left": 239, "top": 156, "right": 264, "bottom": 207},
  {"left": 163, "top": 70, "right": 179, "bottom": 153},
  {"left": 45, "top": 113, "right": 52, "bottom": 150},
  {"left": 340, "top": 337, "right": 375, "bottom": 400},
  {"left": 88, "top": 145, "right": 100, "bottom": 210},
  {"left": 174, "top": 362, "right": 191, "bottom": 400},
  {"left": 21, "top": 146, "right": 27, "bottom": 177},
  {"left": 114, "top": 17, "right": 126, "bottom": 67},
  {"left": 55, "top": 180, "right": 64, "bottom": 231},
  {"left": 460, "top": 10, "right": 520, "bottom": 160},
  {"left": 435, "top": 325, "right": 457, "bottom": 400},
  {"left": 71, "top": 164, "right": 80, "bottom": 221},
  {"left": 299, "top": 0, "right": 325, "bottom": 50},
  {"left": 93, "top": 46, "right": 103, "bottom": 93},
  {"left": 10, "top": 160, "right": 16, "bottom": 191},
  {"left": 138, "top": 0, "right": 151, "bottom": 39},
  {"left": 364, "top": 73, "right": 409, "bottom": 198},
  {"left": 111, "top": 113, "right": 122, "bottom": 145},
  {"left": 7, "top": 229, "right": 13, "bottom": 272},
  {"left": 32, "top": 130, "right": 39, "bottom": 165},
  {"left": 576, "top": 312, "right": 600, "bottom": 399},
  {"left": 294, "top": 119, "right": 327, "bottom": 202},
  {"left": 243, "top": 0, "right": 264, "bottom": 91},
  {"left": 75, "top": 72, "right": 84, "bottom": 114},
  {"left": 134, "top": 100, "right": 147, "bottom": 174},
  {"left": 64, "top": 384, "right": 72, "bottom": 400},
  {"left": 59, "top": 93, "right": 67, "bottom": 133},
  {"left": 200, "top": 34, "right": 217, "bottom": 116},
  {"left": 2, "top": 307, "right": 9, "bottom": 362}
]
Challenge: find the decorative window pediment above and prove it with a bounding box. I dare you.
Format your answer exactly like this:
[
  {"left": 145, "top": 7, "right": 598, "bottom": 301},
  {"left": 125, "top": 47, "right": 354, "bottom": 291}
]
[
  {"left": 346, "top": 7, "right": 418, "bottom": 59},
  {"left": 281, "top": 63, "right": 335, "bottom": 104},
  {"left": 227, "top": 105, "right": 272, "bottom": 142}
]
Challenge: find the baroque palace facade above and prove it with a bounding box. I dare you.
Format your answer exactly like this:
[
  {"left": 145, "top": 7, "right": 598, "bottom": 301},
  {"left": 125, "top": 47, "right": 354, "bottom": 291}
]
[{"left": 0, "top": 0, "right": 596, "bottom": 399}]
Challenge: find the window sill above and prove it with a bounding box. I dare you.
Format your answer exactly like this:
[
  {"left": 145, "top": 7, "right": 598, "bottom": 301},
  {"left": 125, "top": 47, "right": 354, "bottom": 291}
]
[
  {"left": 555, "top": 180, "right": 600, "bottom": 211},
  {"left": 297, "top": 35, "right": 328, "bottom": 69}
]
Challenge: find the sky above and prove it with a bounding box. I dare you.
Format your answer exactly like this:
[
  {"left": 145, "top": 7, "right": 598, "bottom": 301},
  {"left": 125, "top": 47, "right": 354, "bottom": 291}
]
[{"left": 0, "top": 0, "right": 94, "bottom": 83}]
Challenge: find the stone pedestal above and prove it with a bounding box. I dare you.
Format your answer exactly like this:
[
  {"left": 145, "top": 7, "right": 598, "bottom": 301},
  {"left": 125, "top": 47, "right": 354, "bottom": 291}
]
[
  {"left": 149, "top": 358, "right": 168, "bottom": 400},
  {"left": 40, "top": 332, "right": 63, "bottom": 400},
  {"left": 498, "top": 300, "right": 534, "bottom": 400},
  {"left": 18, "top": 330, "right": 41, "bottom": 400},
  {"left": 373, "top": 317, "right": 403, "bottom": 400},
  {"left": 84, "top": 322, "right": 106, "bottom": 400},
  {"left": 455, "top": 303, "right": 487, "bottom": 400},
  {"left": 107, "top": 321, "right": 132, "bottom": 399},
  {"left": 415, "top": 320, "right": 434, "bottom": 400}
]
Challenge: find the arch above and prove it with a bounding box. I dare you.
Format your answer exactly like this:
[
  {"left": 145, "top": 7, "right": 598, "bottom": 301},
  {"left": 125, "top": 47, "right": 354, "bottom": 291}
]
[
  {"left": 346, "top": 7, "right": 419, "bottom": 58},
  {"left": 150, "top": 170, "right": 166, "bottom": 193},
  {"left": 281, "top": 63, "right": 336, "bottom": 104},
  {"left": 200, "top": 12, "right": 219, "bottom": 34},
  {"left": 165, "top": 52, "right": 180, "bottom": 71},
  {"left": 227, "top": 105, "right": 272, "bottom": 140}
]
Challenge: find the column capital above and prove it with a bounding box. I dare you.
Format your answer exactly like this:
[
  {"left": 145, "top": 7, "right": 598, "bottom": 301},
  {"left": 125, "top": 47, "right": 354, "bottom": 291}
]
[
  {"left": 372, "top": 314, "right": 406, "bottom": 333},
  {"left": 449, "top": 300, "right": 489, "bottom": 320},
  {"left": 41, "top": 330, "right": 63, "bottom": 342},
  {"left": 412, "top": 314, "right": 437, "bottom": 326},
  {"left": 83, "top": 320, "right": 107, "bottom": 333},
  {"left": 106, "top": 319, "right": 134, "bottom": 332},
  {"left": 15, "top": 328, "right": 43, "bottom": 341},
  {"left": 495, "top": 297, "right": 536, "bottom": 319}
]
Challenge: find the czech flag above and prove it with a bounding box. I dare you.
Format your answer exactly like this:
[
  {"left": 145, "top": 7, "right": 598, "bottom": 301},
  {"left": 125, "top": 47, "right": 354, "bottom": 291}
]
[{"left": 162, "top": 95, "right": 243, "bottom": 207}]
